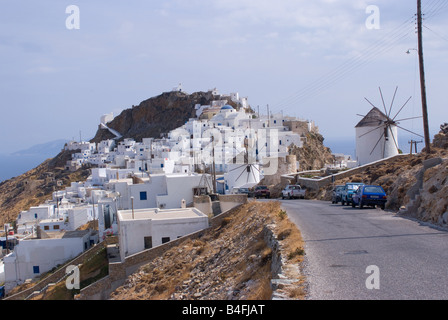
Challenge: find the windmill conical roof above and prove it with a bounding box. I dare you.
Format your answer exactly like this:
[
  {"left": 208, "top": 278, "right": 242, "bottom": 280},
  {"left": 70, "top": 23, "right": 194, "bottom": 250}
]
[{"left": 355, "top": 107, "right": 390, "bottom": 128}]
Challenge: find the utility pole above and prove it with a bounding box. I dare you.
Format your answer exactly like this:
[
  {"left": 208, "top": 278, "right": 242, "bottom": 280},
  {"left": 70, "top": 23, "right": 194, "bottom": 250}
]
[
  {"left": 211, "top": 135, "right": 217, "bottom": 194},
  {"left": 409, "top": 140, "right": 423, "bottom": 154},
  {"left": 417, "top": 0, "right": 431, "bottom": 153}
]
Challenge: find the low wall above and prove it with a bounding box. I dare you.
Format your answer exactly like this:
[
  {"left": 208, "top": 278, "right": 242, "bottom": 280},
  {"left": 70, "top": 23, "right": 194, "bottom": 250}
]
[
  {"left": 218, "top": 194, "right": 248, "bottom": 213},
  {"left": 296, "top": 154, "right": 408, "bottom": 191},
  {"left": 193, "top": 195, "right": 212, "bottom": 216}
]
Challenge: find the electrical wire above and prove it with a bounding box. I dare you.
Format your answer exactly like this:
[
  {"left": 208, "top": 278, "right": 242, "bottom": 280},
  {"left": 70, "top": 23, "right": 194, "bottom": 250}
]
[
  {"left": 272, "top": 16, "right": 415, "bottom": 112},
  {"left": 424, "top": 0, "right": 448, "bottom": 20},
  {"left": 271, "top": 0, "right": 448, "bottom": 114},
  {"left": 423, "top": 24, "right": 448, "bottom": 43}
]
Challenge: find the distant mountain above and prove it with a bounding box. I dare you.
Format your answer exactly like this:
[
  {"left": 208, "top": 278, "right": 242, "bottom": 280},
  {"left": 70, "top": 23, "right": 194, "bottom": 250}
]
[{"left": 11, "top": 139, "right": 68, "bottom": 157}]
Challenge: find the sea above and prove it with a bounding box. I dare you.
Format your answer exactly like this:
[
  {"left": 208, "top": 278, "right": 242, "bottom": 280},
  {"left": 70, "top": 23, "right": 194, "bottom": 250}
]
[
  {"left": 0, "top": 154, "right": 54, "bottom": 183},
  {"left": 0, "top": 139, "right": 68, "bottom": 183},
  {"left": 324, "top": 138, "right": 356, "bottom": 158}
]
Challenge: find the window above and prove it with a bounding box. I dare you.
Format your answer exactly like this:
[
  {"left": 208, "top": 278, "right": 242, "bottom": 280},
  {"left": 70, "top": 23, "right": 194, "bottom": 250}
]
[
  {"left": 162, "top": 237, "right": 170, "bottom": 244},
  {"left": 33, "top": 266, "right": 40, "bottom": 274},
  {"left": 44, "top": 226, "right": 50, "bottom": 231},
  {"left": 144, "top": 236, "right": 153, "bottom": 249},
  {"left": 140, "top": 191, "right": 147, "bottom": 201},
  {"left": 53, "top": 225, "right": 60, "bottom": 230},
  {"left": 34, "top": 213, "right": 38, "bottom": 219}
]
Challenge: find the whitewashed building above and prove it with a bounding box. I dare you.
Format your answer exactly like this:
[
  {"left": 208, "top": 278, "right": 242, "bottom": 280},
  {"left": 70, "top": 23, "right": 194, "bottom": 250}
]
[
  {"left": 3, "top": 230, "right": 93, "bottom": 292},
  {"left": 16, "top": 205, "right": 55, "bottom": 228},
  {"left": 117, "top": 207, "right": 209, "bottom": 261},
  {"left": 109, "top": 173, "right": 212, "bottom": 211}
]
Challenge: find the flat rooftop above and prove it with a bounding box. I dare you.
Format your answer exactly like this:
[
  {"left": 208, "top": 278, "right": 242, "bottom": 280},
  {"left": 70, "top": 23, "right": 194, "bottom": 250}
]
[
  {"left": 118, "top": 207, "right": 206, "bottom": 221},
  {"left": 25, "top": 229, "right": 91, "bottom": 240}
]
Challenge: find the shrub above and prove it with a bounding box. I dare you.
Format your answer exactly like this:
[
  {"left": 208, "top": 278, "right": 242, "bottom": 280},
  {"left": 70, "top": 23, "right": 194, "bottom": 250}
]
[{"left": 278, "top": 210, "right": 287, "bottom": 220}]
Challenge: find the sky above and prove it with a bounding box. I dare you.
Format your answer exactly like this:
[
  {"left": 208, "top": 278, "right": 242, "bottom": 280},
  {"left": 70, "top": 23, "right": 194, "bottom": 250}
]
[{"left": 0, "top": 0, "right": 447, "bottom": 155}]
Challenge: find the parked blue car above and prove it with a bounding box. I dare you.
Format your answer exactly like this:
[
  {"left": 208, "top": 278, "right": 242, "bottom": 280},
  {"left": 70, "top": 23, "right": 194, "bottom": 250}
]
[{"left": 352, "top": 185, "right": 387, "bottom": 210}]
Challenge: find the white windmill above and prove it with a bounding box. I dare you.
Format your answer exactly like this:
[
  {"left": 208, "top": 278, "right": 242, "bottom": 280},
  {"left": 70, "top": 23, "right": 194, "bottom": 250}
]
[
  {"left": 355, "top": 87, "right": 423, "bottom": 166},
  {"left": 224, "top": 133, "right": 261, "bottom": 192}
]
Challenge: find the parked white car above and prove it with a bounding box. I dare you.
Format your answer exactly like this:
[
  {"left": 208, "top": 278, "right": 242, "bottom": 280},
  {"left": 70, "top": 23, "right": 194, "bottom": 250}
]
[{"left": 282, "top": 185, "right": 306, "bottom": 199}]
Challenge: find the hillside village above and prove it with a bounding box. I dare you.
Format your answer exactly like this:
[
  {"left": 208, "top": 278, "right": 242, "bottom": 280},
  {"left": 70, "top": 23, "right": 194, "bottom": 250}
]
[
  {"left": 1, "top": 87, "right": 446, "bottom": 300},
  {"left": 0, "top": 88, "right": 346, "bottom": 297}
]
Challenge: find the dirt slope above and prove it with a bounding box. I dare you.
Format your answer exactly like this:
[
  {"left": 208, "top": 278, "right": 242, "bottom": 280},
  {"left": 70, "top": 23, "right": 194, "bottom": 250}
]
[
  {"left": 110, "top": 201, "right": 306, "bottom": 300},
  {"left": 0, "top": 149, "right": 92, "bottom": 228}
]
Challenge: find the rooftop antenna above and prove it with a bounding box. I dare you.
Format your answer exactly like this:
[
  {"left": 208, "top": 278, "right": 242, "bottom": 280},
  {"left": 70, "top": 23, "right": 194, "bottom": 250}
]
[{"left": 267, "top": 104, "right": 270, "bottom": 127}]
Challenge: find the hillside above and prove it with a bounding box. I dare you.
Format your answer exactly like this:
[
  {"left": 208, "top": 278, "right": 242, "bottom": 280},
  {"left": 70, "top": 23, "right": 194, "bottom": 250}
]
[
  {"left": 0, "top": 149, "right": 92, "bottom": 228},
  {"left": 0, "top": 90, "right": 239, "bottom": 228},
  {"left": 110, "top": 201, "right": 306, "bottom": 300},
  {"left": 90, "top": 90, "right": 224, "bottom": 143},
  {"left": 289, "top": 132, "right": 335, "bottom": 171}
]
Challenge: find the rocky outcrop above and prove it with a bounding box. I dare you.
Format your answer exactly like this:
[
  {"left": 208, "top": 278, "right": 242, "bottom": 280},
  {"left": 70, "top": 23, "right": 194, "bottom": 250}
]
[
  {"left": 90, "top": 91, "right": 221, "bottom": 144},
  {"left": 289, "top": 132, "right": 334, "bottom": 171},
  {"left": 433, "top": 129, "right": 448, "bottom": 149},
  {"left": 401, "top": 158, "right": 448, "bottom": 226}
]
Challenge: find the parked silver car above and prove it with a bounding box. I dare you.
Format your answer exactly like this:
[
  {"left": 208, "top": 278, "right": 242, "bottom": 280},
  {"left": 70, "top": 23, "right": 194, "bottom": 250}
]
[{"left": 331, "top": 185, "right": 345, "bottom": 204}]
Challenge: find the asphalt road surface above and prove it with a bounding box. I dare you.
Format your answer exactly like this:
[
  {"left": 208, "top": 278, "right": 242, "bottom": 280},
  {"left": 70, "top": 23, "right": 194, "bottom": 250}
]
[{"left": 279, "top": 199, "right": 448, "bottom": 300}]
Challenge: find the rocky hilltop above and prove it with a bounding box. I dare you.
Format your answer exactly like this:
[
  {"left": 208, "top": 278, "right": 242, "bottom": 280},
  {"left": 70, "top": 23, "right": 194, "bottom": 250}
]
[{"left": 90, "top": 90, "right": 223, "bottom": 143}]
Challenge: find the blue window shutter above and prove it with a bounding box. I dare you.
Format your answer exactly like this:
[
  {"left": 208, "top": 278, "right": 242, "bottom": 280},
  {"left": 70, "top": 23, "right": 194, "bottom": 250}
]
[{"left": 33, "top": 266, "right": 40, "bottom": 274}]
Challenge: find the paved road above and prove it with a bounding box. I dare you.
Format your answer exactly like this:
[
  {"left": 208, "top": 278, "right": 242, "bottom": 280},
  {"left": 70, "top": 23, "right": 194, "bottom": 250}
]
[{"left": 279, "top": 199, "right": 448, "bottom": 300}]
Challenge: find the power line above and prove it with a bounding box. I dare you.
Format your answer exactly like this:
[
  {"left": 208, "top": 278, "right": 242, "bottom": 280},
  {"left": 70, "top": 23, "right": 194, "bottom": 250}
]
[
  {"left": 424, "top": 0, "right": 448, "bottom": 20},
  {"left": 268, "top": 1, "right": 446, "bottom": 119},
  {"left": 272, "top": 16, "right": 415, "bottom": 112},
  {"left": 423, "top": 24, "right": 448, "bottom": 43}
]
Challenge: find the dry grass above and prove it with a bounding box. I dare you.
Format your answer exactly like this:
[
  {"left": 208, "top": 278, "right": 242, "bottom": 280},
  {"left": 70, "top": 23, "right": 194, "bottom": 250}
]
[
  {"left": 110, "top": 200, "right": 307, "bottom": 301},
  {"left": 269, "top": 202, "right": 307, "bottom": 300}
]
